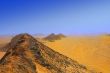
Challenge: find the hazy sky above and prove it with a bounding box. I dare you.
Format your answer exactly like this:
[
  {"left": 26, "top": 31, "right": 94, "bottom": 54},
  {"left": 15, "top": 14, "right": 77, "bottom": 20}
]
[{"left": 0, "top": 0, "right": 110, "bottom": 35}]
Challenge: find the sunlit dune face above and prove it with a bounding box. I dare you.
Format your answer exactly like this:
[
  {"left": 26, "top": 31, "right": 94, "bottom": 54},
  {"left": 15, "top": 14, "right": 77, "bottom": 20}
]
[
  {"left": 0, "top": 52, "right": 6, "bottom": 60},
  {"left": 44, "top": 36, "right": 110, "bottom": 73}
]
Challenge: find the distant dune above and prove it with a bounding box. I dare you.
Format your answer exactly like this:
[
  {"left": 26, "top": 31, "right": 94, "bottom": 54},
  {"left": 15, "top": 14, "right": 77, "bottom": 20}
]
[{"left": 0, "top": 36, "right": 12, "bottom": 44}]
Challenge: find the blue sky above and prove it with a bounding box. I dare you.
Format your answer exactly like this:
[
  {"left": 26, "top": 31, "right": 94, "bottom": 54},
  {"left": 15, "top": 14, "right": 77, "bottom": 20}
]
[{"left": 0, "top": 0, "right": 110, "bottom": 35}]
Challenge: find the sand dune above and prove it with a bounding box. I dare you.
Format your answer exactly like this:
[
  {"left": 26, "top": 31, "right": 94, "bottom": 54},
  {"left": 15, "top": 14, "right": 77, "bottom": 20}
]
[{"left": 44, "top": 36, "right": 110, "bottom": 73}]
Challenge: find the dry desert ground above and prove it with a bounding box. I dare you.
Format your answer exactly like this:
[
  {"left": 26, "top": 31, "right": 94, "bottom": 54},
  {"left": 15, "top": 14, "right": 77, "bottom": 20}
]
[
  {"left": 44, "top": 35, "right": 110, "bottom": 73},
  {"left": 0, "top": 35, "right": 110, "bottom": 73}
]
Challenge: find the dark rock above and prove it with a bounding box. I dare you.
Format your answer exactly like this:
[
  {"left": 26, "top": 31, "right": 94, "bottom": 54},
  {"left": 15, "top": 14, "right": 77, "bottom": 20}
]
[
  {"left": 0, "top": 33, "right": 37, "bottom": 73},
  {"left": 43, "top": 33, "right": 66, "bottom": 42}
]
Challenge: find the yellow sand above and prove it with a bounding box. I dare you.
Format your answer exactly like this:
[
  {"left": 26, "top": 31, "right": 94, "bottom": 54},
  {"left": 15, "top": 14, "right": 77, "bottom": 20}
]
[
  {"left": 0, "top": 52, "right": 6, "bottom": 60},
  {"left": 44, "top": 36, "right": 110, "bottom": 73},
  {"left": 0, "top": 35, "right": 110, "bottom": 73}
]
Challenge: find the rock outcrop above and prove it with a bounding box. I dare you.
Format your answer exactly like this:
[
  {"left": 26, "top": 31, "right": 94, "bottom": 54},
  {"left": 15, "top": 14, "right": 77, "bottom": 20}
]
[
  {"left": 0, "top": 34, "right": 37, "bottom": 73},
  {"left": 43, "top": 33, "right": 66, "bottom": 42}
]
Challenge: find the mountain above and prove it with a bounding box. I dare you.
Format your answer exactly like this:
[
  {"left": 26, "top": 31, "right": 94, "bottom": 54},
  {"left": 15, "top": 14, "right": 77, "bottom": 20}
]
[
  {"left": 0, "top": 34, "right": 37, "bottom": 73},
  {"left": 43, "top": 33, "right": 66, "bottom": 42},
  {"left": 0, "top": 33, "right": 99, "bottom": 73}
]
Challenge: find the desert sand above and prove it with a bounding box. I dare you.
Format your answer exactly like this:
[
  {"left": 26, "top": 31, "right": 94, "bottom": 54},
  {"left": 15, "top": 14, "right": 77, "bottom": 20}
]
[
  {"left": 0, "top": 35, "right": 110, "bottom": 73},
  {"left": 44, "top": 35, "right": 110, "bottom": 73},
  {"left": 0, "top": 52, "right": 6, "bottom": 60}
]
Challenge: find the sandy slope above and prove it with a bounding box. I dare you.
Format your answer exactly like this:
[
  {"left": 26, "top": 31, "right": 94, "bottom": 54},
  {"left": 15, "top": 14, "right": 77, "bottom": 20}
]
[
  {"left": 0, "top": 52, "right": 6, "bottom": 59},
  {"left": 44, "top": 36, "right": 110, "bottom": 73}
]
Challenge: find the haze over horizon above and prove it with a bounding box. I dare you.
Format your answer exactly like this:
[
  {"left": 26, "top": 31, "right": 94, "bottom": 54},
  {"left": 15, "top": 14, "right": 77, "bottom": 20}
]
[{"left": 0, "top": 0, "right": 110, "bottom": 35}]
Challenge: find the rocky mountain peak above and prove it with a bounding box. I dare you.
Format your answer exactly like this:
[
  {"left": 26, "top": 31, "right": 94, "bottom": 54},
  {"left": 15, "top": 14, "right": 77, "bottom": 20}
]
[{"left": 0, "top": 33, "right": 37, "bottom": 73}]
